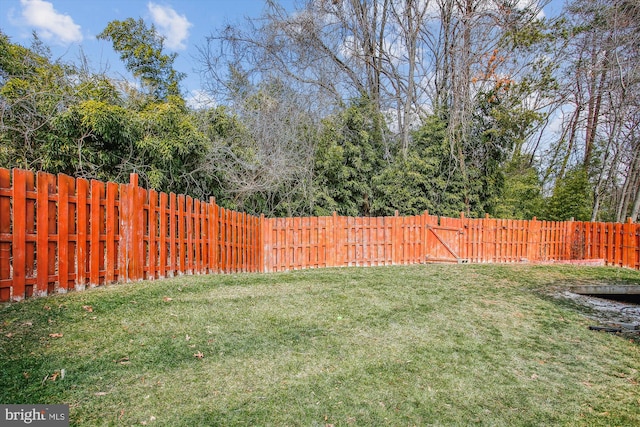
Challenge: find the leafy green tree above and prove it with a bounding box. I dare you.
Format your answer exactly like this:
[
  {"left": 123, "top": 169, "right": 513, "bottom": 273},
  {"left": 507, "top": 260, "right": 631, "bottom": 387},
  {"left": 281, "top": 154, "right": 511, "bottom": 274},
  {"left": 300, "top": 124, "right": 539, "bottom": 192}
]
[
  {"left": 51, "top": 98, "right": 136, "bottom": 181},
  {"left": 372, "top": 115, "right": 466, "bottom": 217},
  {"left": 0, "top": 31, "right": 74, "bottom": 171},
  {"left": 313, "top": 98, "right": 386, "bottom": 216},
  {"left": 544, "top": 167, "right": 592, "bottom": 221},
  {"left": 97, "top": 18, "right": 184, "bottom": 101},
  {"left": 493, "top": 155, "right": 544, "bottom": 219},
  {"left": 134, "top": 100, "right": 209, "bottom": 196}
]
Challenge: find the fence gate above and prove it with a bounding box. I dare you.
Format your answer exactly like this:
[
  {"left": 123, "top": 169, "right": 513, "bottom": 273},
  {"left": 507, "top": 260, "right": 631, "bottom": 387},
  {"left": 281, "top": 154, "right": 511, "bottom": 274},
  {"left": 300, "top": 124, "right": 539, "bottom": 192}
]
[{"left": 425, "top": 224, "right": 468, "bottom": 263}]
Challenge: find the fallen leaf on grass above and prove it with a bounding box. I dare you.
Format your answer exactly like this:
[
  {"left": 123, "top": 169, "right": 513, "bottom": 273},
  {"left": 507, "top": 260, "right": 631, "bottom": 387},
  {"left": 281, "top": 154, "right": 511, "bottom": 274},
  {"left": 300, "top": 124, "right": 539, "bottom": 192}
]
[
  {"left": 114, "top": 356, "right": 130, "bottom": 365},
  {"left": 193, "top": 351, "right": 204, "bottom": 359},
  {"left": 5, "top": 333, "right": 13, "bottom": 338},
  {"left": 163, "top": 297, "right": 172, "bottom": 302},
  {"left": 48, "top": 333, "right": 63, "bottom": 338},
  {"left": 94, "top": 392, "right": 108, "bottom": 396},
  {"left": 82, "top": 305, "right": 93, "bottom": 312},
  {"left": 43, "top": 305, "right": 51, "bottom": 310},
  {"left": 530, "top": 373, "right": 539, "bottom": 380}
]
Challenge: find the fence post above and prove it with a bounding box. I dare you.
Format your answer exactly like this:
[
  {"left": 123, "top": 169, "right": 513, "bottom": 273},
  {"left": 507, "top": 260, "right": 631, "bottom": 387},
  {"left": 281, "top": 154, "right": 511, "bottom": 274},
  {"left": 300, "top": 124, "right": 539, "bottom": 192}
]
[
  {"left": 563, "top": 217, "right": 573, "bottom": 260},
  {"left": 634, "top": 221, "right": 640, "bottom": 270},
  {"left": 623, "top": 217, "right": 633, "bottom": 269},
  {"left": 392, "top": 210, "right": 400, "bottom": 264},
  {"left": 331, "top": 212, "right": 338, "bottom": 267},
  {"left": 259, "top": 214, "right": 266, "bottom": 272},
  {"left": 119, "top": 173, "right": 140, "bottom": 282},
  {"left": 528, "top": 217, "right": 541, "bottom": 263}
]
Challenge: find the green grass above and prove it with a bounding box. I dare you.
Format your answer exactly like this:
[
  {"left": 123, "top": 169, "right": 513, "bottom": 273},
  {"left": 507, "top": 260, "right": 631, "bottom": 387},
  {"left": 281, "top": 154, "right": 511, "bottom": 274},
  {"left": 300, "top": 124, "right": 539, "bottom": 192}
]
[{"left": 1, "top": 264, "right": 639, "bottom": 426}]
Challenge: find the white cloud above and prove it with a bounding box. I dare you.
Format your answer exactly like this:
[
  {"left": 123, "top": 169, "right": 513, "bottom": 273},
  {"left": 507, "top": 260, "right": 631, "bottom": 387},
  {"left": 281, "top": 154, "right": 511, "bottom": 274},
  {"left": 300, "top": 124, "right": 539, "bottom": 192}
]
[
  {"left": 19, "top": 0, "right": 82, "bottom": 44},
  {"left": 148, "top": 2, "right": 192, "bottom": 51},
  {"left": 186, "top": 89, "right": 216, "bottom": 110},
  {"left": 517, "top": 0, "right": 545, "bottom": 20}
]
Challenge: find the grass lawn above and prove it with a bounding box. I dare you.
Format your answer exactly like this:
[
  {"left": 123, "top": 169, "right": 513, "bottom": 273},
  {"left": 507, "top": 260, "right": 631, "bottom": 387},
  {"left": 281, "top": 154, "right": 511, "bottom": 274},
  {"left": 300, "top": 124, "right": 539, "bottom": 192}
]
[{"left": 1, "top": 264, "right": 639, "bottom": 426}]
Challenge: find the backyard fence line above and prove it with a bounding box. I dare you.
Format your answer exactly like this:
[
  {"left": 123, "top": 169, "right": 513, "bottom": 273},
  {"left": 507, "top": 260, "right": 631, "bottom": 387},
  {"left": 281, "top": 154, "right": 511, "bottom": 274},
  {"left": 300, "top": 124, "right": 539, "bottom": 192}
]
[
  {"left": 263, "top": 213, "right": 639, "bottom": 270},
  {"left": 1, "top": 167, "right": 639, "bottom": 301},
  {"left": 0, "top": 168, "right": 261, "bottom": 301}
]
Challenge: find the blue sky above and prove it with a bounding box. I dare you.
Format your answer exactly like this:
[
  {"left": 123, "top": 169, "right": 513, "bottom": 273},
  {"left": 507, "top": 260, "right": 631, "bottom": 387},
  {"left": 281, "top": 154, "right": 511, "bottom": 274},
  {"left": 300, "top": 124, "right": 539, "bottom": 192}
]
[
  {"left": 0, "top": 0, "right": 564, "bottom": 108},
  {"left": 0, "top": 0, "right": 293, "bottom": 106}
]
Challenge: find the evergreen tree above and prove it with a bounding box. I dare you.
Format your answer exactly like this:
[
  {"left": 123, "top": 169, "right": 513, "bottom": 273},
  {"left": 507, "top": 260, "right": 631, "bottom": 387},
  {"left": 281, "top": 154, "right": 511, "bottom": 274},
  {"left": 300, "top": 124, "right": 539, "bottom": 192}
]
[
  {"left": 544, "top": 167, "right": 592, "bottom": 221},
  {"left": 313, "top": 98, "right": 386, "bottom": 216},
  {"left": 372, "top": 115, "right": 466, "bottom": 217},
  {"left": 97, "top": 18, "right": 184, "bottom": 101}
]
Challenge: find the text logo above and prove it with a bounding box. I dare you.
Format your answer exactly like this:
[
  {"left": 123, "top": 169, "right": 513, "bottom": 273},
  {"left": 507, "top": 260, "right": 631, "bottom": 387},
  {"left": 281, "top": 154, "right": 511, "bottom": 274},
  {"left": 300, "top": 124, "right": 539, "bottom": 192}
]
[{"left": 1, "top": 405, "right": 69, "bottom": 426}]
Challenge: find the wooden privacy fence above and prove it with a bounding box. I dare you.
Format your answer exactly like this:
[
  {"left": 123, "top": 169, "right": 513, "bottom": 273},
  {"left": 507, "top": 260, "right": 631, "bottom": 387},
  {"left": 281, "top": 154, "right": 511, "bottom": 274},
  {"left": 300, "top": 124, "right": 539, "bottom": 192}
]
[
  {"left": 1, "top": 167, "right": 639, "bottom": 301},
  {"left": 0, "top": 168, "right": 261, "bottom": 301},
  {"left": 262, "top": 213, "right": 640, "bottom": 270}
]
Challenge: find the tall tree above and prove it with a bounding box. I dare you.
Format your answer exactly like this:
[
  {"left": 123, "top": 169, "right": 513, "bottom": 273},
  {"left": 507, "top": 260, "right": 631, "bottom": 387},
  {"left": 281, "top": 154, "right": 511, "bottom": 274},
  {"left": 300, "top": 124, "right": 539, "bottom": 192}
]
[
  {"left": 545, "top": 0, "right": 640, "bottom": 221},
  {"left": 314, "top": 97, "right": 386, "bottom": 216},
  {"left": 98, "top": 18, "right": 184, "bottom": 101},
  {"left": 0, "top": 31, "right": 75, "bottom": 171},
  {"left": 203, "top": 78, "right": 318, "bottom": 216}
]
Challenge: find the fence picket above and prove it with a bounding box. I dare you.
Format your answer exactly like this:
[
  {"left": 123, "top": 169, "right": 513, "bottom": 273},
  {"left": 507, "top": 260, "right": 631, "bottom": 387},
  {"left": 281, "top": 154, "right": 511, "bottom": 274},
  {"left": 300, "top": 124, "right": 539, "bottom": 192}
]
[
  {"left": 11, "top": 169, "right": 28, "bottom": 300},
  {"left": 36, "top": 173, "right": 55, "bottom": 296},
  {"left": 148, "top": 189, "right": 158, "bottom": 280},
  {"left": 90, "top": 180, "right": 103, "bottom": 286},
  {"left": 76, "top": 178, "right": 88, "bottom": 290},
  {"left": 105, "top": 182, "right": 118, "bottom": 283},
  {"left": 0, "top": 169, "right": 10, "bottom": 301}
]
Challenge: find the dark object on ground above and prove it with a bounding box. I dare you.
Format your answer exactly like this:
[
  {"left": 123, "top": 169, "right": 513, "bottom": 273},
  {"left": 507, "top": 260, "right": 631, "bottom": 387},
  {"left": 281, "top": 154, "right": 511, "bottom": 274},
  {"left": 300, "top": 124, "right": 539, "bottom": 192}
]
[{"left": 588, "top": 326, "right": 623, "bottom": 333}]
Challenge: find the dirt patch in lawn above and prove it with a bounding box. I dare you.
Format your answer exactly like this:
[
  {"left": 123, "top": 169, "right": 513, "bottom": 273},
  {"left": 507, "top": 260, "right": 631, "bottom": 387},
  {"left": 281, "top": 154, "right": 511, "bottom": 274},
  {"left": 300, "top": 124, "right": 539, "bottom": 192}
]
[{"left": 554, "top": 286, "right": 640, "bottom": 341}]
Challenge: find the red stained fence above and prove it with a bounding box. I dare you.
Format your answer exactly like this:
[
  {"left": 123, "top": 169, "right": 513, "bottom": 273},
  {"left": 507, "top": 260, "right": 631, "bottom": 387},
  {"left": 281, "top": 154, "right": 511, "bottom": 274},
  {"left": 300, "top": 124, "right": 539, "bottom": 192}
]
[
  {"left": 262, "top": 213, "right": 639, "bottom": 271},
  {"left": 0, "top": 168, "right": 260, "bottom": 301},
  {"left": 1, "top": 167, "right": 639, "bottom": 301}
]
